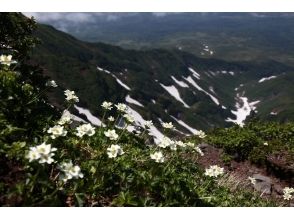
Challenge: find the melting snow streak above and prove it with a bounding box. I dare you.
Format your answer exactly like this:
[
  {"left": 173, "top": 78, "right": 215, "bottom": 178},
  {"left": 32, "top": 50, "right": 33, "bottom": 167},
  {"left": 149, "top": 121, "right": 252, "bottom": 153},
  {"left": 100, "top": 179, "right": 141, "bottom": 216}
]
[
  {"left": 184, "top": 76, "right": 220, "bottom": 105},
  {"left": 127, "top": 106, "right": 163, "bottom": 143},
  {"left": 258, "top": 75, "right": 277, "bottom": 83},
  {"left": 188, "top": 67, "right": 201, "bottom": 79},
  {"left": 74, "top": 105, "right": 103, "bottom": 126},
  {"left": 97, "top": 66, "right": 131, "bottom": 91},
  {"left": 125, "top": 95, "right": 144, "bottom": 107},
  {"left": 226, "top": 95, "right": 260, "bottom": 127},
  {"left": 160, "top": 83, "right": 190, "bottom": 108},
  {"left": 170, "top": 116, "right": 199, "bottom": 135},
  {"left": 171, "top": 76, "right": 189, "bottom": 88}
]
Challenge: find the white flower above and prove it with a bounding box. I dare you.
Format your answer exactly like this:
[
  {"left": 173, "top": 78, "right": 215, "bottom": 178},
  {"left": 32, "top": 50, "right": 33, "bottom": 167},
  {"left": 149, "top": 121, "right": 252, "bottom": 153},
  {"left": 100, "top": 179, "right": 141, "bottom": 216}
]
[
  {"left": 170, "top": 142, "right": 177, "bottom": 151},
  {"left": 150, "top": 151, "right": 164, "bottom": 163},
  {"left": 248, "top": 176, "right": 256, "bottom": 185},
  {"left": 283, "top": 187, "right": 294, "bottom": 200},
  {"left": 107, "top": 144, "right": 124, "bottom": 158},
  {"left": 38, "top": 153, "right": 55, "bottom": 164},
  {"left": 108, "top": 116, "right": 115, "bottom": 122},
  {"left": 123, "top": 113, "right": 135, "bottom": 123},
  {"left": 195, "top": 130, "right": 206, "bottom": 139},
  {"left": 46, "top": 80, "right": 58, "bottom": 87},
  {"left": 27, "top": 143, "right": 57, "bottom": 164},
  {"left": 115, "top": 103, "right": 128, "bottom": 112},
  {"left": 176, "top": 141, "right": 186, "bottom": 148},
  {"left": 59, "top": 161, "right": 83, "bottom": 182},
  {"left": 0, "top": 54, "right": 17, "bottom": 66},
  {"left": 27, "top": 147, "right": 41, "bottom": 162},
  {"left": 64, "top": 89, "right": 79, "bottom": 102},
  {"left": 158, "top": 136, "right": 174, "bottom": 148},
  {"left": 161, "top": 122, "right": 174, "bottom": 129},
  {"left": 47, "top": 125, "right": 67, "bottom": 139},
  {"left": 76, "top": 123, "right": 95, "bottom": 137},
  {"left": 58, "top": 110, "right": 73, "bottom": 125},
  {"left": 264, "top": 142, "right": 269, "bottom": 146},
  {"left": 144, "top": 120, "right": 153, "bottom": 128},
  {"left": 101, "top": 101, "right": 113, "bottom": 110},
  {"left": 104, "top": 129, "right": 119, "bottom": 141},
  {"left": 195, "top": 146, "right": 204, "bottom": 156},
  {"left": 186, "top": 142, "right": 194, "bottom": 147},
  {"left": 205, "top": 165, "right": 224, "bottom": 177}
]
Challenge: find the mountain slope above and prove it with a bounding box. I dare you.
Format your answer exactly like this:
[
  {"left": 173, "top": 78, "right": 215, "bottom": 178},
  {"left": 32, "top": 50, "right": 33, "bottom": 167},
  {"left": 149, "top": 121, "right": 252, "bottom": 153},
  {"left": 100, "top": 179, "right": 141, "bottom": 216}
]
[
  {"left": 30, "top": 13, "right": 294, "bottom": 67},
  {"left": 31, "top": 24, "right": 294, "bottom": 138}
]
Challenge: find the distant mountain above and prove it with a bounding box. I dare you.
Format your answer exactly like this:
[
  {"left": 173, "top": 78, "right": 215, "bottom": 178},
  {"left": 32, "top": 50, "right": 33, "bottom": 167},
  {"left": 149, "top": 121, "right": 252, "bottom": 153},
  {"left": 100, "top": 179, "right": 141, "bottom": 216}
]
[
  {"left": 31, "top": 24, "right": 294, "bottom": 140},
  {"left": 29, "top": 13, "right": 294, "bottom": 67}
]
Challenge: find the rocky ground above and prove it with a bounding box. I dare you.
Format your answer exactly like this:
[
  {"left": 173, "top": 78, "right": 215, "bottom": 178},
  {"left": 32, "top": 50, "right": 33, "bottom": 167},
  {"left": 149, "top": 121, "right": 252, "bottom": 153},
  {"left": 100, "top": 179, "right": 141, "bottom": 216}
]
[{"left": 197, "top": 144, "right": 294, "bottom": 206}]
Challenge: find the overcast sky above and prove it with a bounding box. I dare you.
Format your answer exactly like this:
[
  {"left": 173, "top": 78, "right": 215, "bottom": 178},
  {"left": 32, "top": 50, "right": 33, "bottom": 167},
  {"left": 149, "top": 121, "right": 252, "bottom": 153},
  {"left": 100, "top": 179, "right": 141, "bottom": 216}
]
[{"left": 23, "top": 12, "right": 175, "bottom": 23}]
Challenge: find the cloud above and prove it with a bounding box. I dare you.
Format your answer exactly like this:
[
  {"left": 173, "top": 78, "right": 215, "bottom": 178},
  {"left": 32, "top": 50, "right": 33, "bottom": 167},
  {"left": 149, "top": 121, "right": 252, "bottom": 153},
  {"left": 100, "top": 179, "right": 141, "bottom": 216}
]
[
  {"left": 23, "top": 12, "right": 179, "bottom": 23},
  {"left": 23, "top": 12, "right": 94, "bottom": 23}
]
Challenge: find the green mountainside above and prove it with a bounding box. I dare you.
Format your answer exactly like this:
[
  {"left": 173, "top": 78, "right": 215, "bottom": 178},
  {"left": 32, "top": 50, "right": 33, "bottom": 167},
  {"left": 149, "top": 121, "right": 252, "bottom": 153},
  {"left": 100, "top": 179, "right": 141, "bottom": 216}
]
[{"left": 31, "top": 24, "right": 294, "bottom": 136}]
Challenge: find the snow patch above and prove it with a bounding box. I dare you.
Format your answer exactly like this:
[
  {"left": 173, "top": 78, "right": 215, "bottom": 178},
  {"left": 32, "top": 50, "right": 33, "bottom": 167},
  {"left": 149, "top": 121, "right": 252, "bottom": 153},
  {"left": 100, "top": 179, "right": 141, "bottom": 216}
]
[
  {"left": 171, "top": 76, "right": 189, "bottom": 88},
  {"left": 258, "top": 75, "right": 277, "bottom": 83},
  {"left": 188, "top": 67, "right": 201, "bottom": 79},
  {"left": 170, "top": 115, "right": 199, "bottom": 135},
  {"left": 97, "top": 66, "right": 111, "bottom": 74},
  {"left": 126, "top": 106, "right": 164, "bottom": 143},
  {"left": 183, "top": 76, "right": 220, "bottom": 105},
  {"left": 209, "top": 86, "right": 215, "bottom": 94},
  {"left": 125, "top": 95, "right": 144, "bottom": 107},
  {"left": 114, "top": 77, "right": 131, "bottom": 91},
  {"left": 160, "top": 83, "right": 190, "bottom": 108},
  {"left": 97, "top": 66, "right": 131, "bottom": 91},
  {"left": 74, "top": 105, "right": 103, "bottom": 126},
  {"left": 226, "top": 95, "right": 260, "bottom": 127}
]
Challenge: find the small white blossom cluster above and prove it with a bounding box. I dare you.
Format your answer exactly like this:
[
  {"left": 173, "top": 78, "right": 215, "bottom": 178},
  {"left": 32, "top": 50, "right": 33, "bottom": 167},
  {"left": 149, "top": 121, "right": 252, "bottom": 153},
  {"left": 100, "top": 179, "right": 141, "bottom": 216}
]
[
  {"left": 108, "top": 116, "right": 115, "bottom": 122},
  {"left": 185, "top": 142, "right": 194, "bottom": 147},
  {"left": 144, "top": 120, "right": 153, "bottom": 128},
  {"left": 47, "top": 125, "right": 67, "bottom": 139},
  {"left": 194, "top": 146, "right": 204, "bottom": 156},
  {"left": 185, "top": 142, "right": 204, "bottom": 156},
  {"left": 46, "top": 80, "right": 58, "bottom": 88},
  {"left": 283, "top": 187, "right": 294, "bottom": 200},
  {"left": 150, "top": 151, "right": 164, "bottom": 163},
  {"left": 158, "top": 136, "right": 174, "bottom": 149},
  {"left": 104, "top": 129, "right": 119, "bottom": 141},
  {"left": 123, "top": 113, "right": 135, "bottom": 124},
  {"left": 107, "top": 144, "right": 124, "bottom": 158},
  {"left": 161, "top": 122, "right": 174, "bottom": 129},
  {"left": 76, "top": 123, "right": 95, "bottom": 137},
  {"left": 205, "top": 165, "right": 224, "bottom": 177},
  {"left": 195, "top": 130, "right": 207, "bottom": 139},
  {"left": 59, "top": 161, "right": 83, "bottom": 182},
  {"left": 175, "top": 141, "right": 186, "bottom": 148},
  {"left": 58, "top": 110, "right": 73, "bottom": 125},
  {"left": 27, "top": 143, "right": 57, "bottom": 164},
  {"left": 101, "top": 101, "right": 113, "bottom": 110},
  {"left": 115, "top": 103, "right": 128, "bottom": 112},
  {"left": 64, "top": 90, "right": 79, "bottom": 102},
  {"left": 0, "top": 54, "right": 17, "bottom": 66},
  {"left": 248, "top": 176, "right": 256, "bottom": 185}
]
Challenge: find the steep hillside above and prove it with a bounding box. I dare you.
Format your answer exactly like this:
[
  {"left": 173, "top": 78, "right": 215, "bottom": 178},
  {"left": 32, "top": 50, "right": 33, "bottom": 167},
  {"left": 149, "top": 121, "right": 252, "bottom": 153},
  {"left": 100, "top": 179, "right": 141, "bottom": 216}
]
[{"left": 31, "top": 24, "right": 294, "bottom": 139}]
